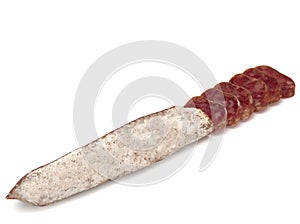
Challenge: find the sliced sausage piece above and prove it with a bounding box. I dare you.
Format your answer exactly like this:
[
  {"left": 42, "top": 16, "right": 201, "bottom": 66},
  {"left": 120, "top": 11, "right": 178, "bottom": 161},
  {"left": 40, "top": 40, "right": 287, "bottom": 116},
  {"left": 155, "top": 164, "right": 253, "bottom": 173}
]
[
  {"left": 229, "top": 74, "right": 269, "bottom": 111},
  {"left": 255, "top": 65, "right": 295, "bottom": 98},
  {"left": 214, "top": 82, "right": 254, "bottom": 121},
  {"left": 244, "top": 68, "right": 282, "bottom": 104},
  {"left": 184, "top": 96, "right": 227, "bottom": 131},
  {"left": 201, "top": 88, "right": 241, "bottom": 126}
]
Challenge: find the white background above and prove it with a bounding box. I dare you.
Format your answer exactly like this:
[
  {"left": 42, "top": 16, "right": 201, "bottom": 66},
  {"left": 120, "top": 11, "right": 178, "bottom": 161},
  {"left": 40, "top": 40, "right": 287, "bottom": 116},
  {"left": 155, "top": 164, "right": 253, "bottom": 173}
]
[{"left": 1, "top": 0, "right": 300, "bottom": 223}]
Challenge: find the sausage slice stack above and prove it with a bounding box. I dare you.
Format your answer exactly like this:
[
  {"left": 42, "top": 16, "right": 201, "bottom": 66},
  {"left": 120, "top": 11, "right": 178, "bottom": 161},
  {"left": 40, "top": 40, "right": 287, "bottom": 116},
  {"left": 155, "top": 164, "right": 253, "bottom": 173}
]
[{"left": 185, "top": 65, "right": 295, "bottom": 130}]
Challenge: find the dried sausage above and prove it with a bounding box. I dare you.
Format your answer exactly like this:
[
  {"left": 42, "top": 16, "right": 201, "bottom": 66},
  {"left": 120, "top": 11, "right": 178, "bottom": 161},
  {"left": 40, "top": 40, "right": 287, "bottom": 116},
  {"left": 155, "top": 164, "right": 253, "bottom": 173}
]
[
  {"left": 184, "top": 96, "right": 227, "bottom": 130},
  {"left": 255, "top": 65, "right": 295, "bottom": 98},
  {"left": 244, "top": 68, "right": 281, "bottom": 103},
  {"left": 201, "top": 88, "right": 241, "bottom": 126},
  {"left": 230, "top": 74, "right": 269, "bottom": 111},
  {"left": 214, "top": 82, "right": 254, "bottom": 121}
]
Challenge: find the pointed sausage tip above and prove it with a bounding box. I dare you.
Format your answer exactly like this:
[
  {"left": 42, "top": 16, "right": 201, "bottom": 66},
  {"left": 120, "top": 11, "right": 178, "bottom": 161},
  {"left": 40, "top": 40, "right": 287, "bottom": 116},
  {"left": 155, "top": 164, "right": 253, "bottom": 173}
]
[
  {"left": 6, "top": 188, "right": 17, "bottom": 200},
  {"left": 6, "top": 185, "right": 38, "bottom": 206}
]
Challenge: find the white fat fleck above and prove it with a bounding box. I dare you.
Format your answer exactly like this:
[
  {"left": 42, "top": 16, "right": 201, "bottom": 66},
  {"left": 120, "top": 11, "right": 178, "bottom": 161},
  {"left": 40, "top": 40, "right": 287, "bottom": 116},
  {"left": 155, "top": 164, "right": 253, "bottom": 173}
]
[{"left": 11, "top": 106, "right": 213, "bottom": 206}]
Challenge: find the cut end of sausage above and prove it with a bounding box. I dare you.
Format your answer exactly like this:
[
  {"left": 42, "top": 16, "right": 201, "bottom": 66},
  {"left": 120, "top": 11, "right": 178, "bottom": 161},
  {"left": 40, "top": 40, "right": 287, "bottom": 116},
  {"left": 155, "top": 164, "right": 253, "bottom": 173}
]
[
  {"left": 255, "top": 65, "right": 295, "bottom": 98},
  {"left": 184, "top": 96, "right": 227, "bottom": 131},
  {"left": 201, "top": 88, "right": 241, "bottom": 127}
]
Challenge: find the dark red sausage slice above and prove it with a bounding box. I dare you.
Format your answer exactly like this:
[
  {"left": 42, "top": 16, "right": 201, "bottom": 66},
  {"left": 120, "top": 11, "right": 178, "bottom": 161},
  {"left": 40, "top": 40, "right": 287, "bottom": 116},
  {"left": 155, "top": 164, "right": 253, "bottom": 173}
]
[
  {"left": 255, "top": 65, "right": 295, "bottom": 98},
  {"left": 244, "top": 68, "right": 282, "bottom": 104},
  {"left": 230, "top": 74, "right": 269, "bottom": 111},
  {"left": 184, "top": 96, "right": 227, "bottom": 131},
  {"left": 214, "top": 82, "right": 254, "bottom": 121},
  {"left": 201, "top": 88, "right": 241, "bottom": 126}
]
